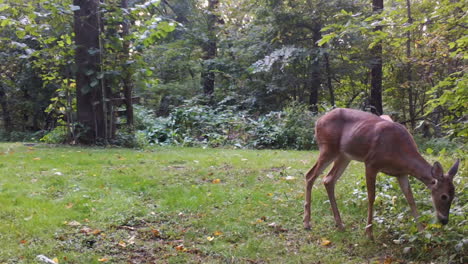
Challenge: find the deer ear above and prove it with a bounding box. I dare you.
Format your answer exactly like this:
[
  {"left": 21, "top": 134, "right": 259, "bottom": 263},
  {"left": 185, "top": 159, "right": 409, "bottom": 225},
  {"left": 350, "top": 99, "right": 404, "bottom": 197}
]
[
  {"left": 432, "top": 161, "right": 444, "bottom": 180},
  {"left": 447, "top": 159, "right": 460, "bottom": 180}
]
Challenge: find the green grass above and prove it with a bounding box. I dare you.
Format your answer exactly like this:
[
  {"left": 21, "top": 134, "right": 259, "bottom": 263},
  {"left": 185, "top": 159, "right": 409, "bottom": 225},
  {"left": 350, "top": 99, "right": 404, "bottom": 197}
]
[{"left": 0, "top": 143, "right": 466, "bottom": 263}]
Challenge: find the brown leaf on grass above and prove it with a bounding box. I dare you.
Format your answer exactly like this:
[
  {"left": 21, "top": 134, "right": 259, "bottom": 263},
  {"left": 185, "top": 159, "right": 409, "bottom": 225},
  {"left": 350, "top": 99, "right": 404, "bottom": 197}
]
[
  {"left": 80, "top": 227, "right": 93, "bottom": 234},
  {"left": 80, "top": 227, "right": 102, "bottom": 236},
  {"left": 175, "top": 244, "right": 187, "bottom": 252},
  {"left": 19, "top": 240, "right": 27, "bottom": 244},
  {"left": 151, "top": 229, "right": 161, "bottom": 237},
  {"left": 213, "top": 231, "right": 223, "bottom": 236},
  {"left": 383, "top": 256, "right": 393, "bottom": 264},
  {"left": 65, "top": 203, "right": 74, "bottom": 209},
  {"left": 97, "top": 257, "right": 109, "bottom": 262},
  {"left": 33, "top": 157, "right": 41, "bottom": 160}
]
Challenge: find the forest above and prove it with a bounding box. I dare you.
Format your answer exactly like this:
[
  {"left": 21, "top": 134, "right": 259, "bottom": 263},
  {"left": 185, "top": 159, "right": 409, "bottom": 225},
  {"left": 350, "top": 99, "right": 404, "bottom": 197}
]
[
  {"left": 0, "top": 1, "right": 467, "bottom": 263},
  {"left": 0, "top": 0, "right": 466, "bottom": 148}
]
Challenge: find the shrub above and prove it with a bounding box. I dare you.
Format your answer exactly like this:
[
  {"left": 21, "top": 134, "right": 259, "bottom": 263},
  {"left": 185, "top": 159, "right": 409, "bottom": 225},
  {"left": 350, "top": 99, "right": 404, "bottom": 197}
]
[
  {"left": 136, "top": 102, "right": 318, "bottom": 150},
  {"left": 40, "top": 126, "right": 68, "bottom": 144}
]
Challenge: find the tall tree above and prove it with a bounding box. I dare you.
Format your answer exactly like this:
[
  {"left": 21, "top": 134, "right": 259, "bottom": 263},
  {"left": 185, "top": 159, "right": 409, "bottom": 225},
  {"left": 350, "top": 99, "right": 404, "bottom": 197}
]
[
  {"left": 73, "top": 0, "right": 106, "bottom": 143},
  {"left": 200, "top": 0, "right": 219, "bottom": 101},
  {"left": 405, "top": 0, "right": 415, "bottom": 129},
  {"left": 369, "top": 0, "right": 383, "bottom": 115},
  {"left": 121, "top": 0, "right": 134, "bottom": 129}
]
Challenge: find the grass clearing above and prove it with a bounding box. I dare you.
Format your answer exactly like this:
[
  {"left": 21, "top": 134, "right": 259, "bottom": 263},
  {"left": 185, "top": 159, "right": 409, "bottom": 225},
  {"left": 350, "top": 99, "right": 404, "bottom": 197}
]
[{"left": 0, "top": 143, "right": 466, "bottom": 263}]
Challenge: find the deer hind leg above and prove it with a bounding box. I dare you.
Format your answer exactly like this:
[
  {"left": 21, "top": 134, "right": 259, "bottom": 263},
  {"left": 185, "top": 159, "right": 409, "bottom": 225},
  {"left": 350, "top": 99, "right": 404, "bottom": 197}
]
[
  {"left": 365, "top": 166, "right": 378, "bottom": 240},
  {"left": 304, "top": 148, "right": 336, "bottom": 230},
  {"left": 323, "top": 156, "right": 350, "bottom": 230},
  {"left": 397, "top": 175, "right": 424, "bottom": 231}
]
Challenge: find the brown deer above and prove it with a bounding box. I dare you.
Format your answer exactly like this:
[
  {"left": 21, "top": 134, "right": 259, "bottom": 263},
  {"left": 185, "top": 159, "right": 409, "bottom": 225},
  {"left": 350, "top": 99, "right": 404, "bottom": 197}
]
[{"left": 303, "top": 108, "right": 459, "bottom": 239}]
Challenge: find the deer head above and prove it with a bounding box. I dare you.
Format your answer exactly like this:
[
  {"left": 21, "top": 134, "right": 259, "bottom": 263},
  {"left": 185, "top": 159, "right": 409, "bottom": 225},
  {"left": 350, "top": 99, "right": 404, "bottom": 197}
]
[{"left": 429, "top": 160, "right": 459, "bottom": 225}]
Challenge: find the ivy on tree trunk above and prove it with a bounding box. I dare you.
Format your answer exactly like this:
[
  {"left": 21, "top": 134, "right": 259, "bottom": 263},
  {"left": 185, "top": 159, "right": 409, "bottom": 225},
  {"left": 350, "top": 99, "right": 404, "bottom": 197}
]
[{"left": 73, "top": 0, "right": 106, "bottom": 143}]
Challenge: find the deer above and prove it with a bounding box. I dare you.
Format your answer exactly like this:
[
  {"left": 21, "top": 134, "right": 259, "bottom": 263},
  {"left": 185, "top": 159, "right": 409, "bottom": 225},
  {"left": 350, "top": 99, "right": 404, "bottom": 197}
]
[{"left": 303, "top": 108, "right": 459, "bottom": 239}]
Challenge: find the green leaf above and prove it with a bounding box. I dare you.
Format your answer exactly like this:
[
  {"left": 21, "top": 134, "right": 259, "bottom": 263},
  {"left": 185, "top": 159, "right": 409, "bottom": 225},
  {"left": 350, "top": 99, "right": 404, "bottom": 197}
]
[{"left": 317, "top": 33, "right": 336, "bottom": 47}]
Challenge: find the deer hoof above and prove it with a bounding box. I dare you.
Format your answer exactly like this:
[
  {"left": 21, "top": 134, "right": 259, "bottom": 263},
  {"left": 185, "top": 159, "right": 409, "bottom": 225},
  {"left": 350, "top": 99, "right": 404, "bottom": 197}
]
[
  {"left": 337, "top": 224, "right": 345, "bottom": 231},
  {"left": 304, "top": 223, "right": 311, "bottom": 230}
]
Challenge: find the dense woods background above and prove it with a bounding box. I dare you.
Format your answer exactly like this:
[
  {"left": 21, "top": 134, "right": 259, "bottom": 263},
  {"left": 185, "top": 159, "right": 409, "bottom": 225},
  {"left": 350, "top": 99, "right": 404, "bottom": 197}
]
[{"left": 0, "top": 0, "right": 466, "bottom": 149}]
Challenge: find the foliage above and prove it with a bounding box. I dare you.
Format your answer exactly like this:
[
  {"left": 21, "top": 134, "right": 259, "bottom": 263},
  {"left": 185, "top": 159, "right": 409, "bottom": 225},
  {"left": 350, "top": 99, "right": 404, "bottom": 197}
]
[
  {"left": 136, "top": 102, "right": 318, "bottom": 150},
  {"left": 40, "top": 126, "right": 68, "bottom": 144}
]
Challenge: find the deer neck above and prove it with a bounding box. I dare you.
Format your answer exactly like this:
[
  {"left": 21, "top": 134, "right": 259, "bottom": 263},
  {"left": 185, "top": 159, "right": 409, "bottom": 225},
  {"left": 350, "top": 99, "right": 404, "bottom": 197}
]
[{"left": 407, "top": 153, "right": 434, "bottom": 187}]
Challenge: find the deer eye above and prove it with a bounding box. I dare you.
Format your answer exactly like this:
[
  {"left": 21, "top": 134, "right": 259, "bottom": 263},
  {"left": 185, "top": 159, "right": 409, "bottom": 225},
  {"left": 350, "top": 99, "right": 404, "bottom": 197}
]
[
  {"left": 431, "top": 180, "right": 437, "bottom": 185},
  {"left": 441, "top": 194, "right": 448, "bottom": 201}
]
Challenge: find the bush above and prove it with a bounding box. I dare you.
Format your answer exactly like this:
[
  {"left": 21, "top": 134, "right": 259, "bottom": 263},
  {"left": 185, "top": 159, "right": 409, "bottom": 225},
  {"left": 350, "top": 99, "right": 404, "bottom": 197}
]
[
  {"left": 136, "top": 102, "right": 318, "bottom": 150},
  {"left": 40, "top": 126, "right": 68, "bottom": 144},
  {"left": 413, "top": 135, "right": 460, "bottom": 155}
]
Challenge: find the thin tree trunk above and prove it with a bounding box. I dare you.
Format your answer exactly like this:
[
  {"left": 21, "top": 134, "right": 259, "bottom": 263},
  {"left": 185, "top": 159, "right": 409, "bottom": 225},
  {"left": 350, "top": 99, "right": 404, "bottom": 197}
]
[
  {"left": 324, "top": 51, "right": 335, "bottom": 107},
  {"left": 370, "top": 0, "right": 384, "bottom": 115},
  {"left": 121, "top": 0, "right": 134, "bottom": 129},
  {"left": 73, "top": 0, "right": 105, "bottom": 144},
  {"left": 309, "top": 24, "right": 322, "bottom": 113},
  {"left": 406, "top": 0, "right": 415, "bottom": 129},
  {"left": 0, "top": 84, "right": 12, "bottom": 133}
]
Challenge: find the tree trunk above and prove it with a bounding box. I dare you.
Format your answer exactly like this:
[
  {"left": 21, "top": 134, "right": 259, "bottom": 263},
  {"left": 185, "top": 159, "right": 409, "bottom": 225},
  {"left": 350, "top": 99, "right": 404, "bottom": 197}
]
[
  {"left": 121, "top": 0, "right": 134, "bottom": 129},
  {"left": 370, "top": 0, "right": 384, "bottom": 115},
  {"left": 73, "top": 0, "right": 106, "bottom": 144},
  {"left": 309, "top": 24, "right": 322, "bottom": 113},
  {"left": 406, "top": 0, "right": 415, "bottom": 129},
  {"left": 324, "top": 51, "right": 335, "bottom": 107},
  {"left": 201, "top": 0, "right": 218, "bottom": 102},
  {"left": 0, "top": 84, "right": 12, "bottom": 133}
]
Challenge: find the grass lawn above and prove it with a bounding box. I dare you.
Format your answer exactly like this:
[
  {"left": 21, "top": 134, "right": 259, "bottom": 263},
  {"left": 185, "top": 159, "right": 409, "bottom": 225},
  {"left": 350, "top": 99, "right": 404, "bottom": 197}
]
[{"left": 0, "top": 143, "right": 466, "bottom": 263}]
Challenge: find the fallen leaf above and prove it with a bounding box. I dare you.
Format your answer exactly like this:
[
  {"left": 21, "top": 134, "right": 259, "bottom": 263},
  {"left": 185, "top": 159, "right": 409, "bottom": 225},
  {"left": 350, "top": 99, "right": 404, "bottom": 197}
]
[
  {"left": 213, "top": 231, "right": 223, "bottom": 236},
  {"left": 33, "top": 157, "right": 41, "bottom": 160},
  {"left": 383, "top": 256, "right": 393, "bottom": 264},
  {"left": 212, "top": 179, "right": 221, "bottom": 184},
  {"left": 97, "top": 257, "right": 109, "bottom": 262},
  {"left": 52, "top": 257, "right": 59, "bottom": 263},
  {"left": 65, "top": 203, "right": 74, "bottom": 209},
  {"left": 118, "top": 241, "right": 126, "bottom": 248},
  {"left": 20, "top": 240, "right": 27, "bottom": 244},
  {"left": 267, "top": 193, "right": 273, "bottom": 196},
  {"left": 206, "top": 236, "right": 214, "bottom": 241},
  {"left": 66, "top": 220, "right": 81, "bottom": 226},
  {"left": 151, "top": 229, "right": 161, "bottom": 237},
  {"left": 80, "top": 227, "right": 93, "bottom": 234},
  {"left": 127, "top": 235, "right": 136, "bottom": 245},
  {"left": 92, "top": 229, "right": 102, "bottom": 235},
  {"left": 175, "top": 244, "right": 186, "bottom": 252},
  {"left": 284, "top": 176, "right": 296, "bottom": 181},
  {"left": 321, "top": 238, "right": 332, "bottom": 247}
]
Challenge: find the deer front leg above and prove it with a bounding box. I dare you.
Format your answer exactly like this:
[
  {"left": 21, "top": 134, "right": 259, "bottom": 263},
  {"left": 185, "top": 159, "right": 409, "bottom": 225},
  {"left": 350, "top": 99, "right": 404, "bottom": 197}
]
[
  {"left": 397, "top": 175, "right": 424, "bottom": 232},
  {"left": 365, "top": 166, "right": 378, "bottom": 240}
]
